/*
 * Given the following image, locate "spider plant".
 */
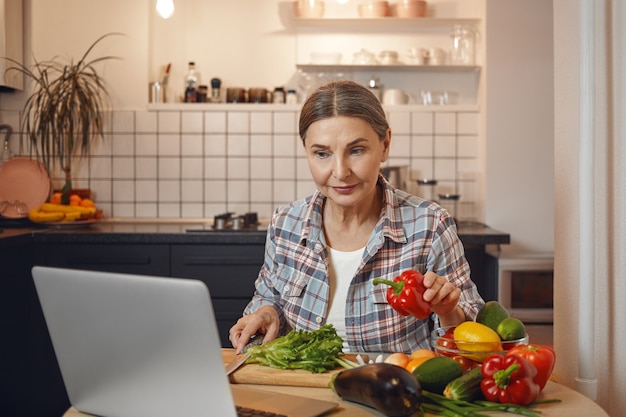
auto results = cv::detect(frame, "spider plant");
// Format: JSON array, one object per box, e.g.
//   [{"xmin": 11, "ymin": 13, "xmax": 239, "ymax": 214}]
[{"xmin": 4, "ymin": 33, "xmax": 122, "ymax": 202}]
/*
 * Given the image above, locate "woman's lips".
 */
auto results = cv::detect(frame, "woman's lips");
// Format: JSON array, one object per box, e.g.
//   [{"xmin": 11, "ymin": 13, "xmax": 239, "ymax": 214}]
[{"xmin": 331, "ymin": 184, "xmax": 358, "ymax": 194}]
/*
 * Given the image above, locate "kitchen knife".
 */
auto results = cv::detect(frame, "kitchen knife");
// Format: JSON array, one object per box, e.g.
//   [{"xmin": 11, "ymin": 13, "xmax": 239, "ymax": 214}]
[{"xmin": 225, "ymin": 353, "xmax": 250, "ymax": 375}]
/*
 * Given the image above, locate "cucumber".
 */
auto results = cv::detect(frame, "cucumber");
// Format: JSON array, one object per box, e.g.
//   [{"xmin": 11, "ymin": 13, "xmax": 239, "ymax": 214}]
[
  {"xmin": 443, "ymin": 366, "xmax": 484, "ymax": 401},
  {"xmin": 412, "ymin": 356, "xmax": 463, "ymax": 395}
]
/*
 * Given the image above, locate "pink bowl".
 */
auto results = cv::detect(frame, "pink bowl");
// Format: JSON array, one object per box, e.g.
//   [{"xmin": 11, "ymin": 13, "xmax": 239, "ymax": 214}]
[
  {"xmin": 391, "ymin": 0, "xmax": 426, "ymax": 18},
  {"xmin": 358, "ymin": 1, "xmax": 390, "ymax": 18},
  {"xmin": 294, "ymin": 0, "xmax": 325, "ymax": 18}
]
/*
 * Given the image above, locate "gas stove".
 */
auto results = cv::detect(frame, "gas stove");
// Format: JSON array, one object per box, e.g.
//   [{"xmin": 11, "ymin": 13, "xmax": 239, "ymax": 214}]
[{"xmin": 186, "ymin": 212, "xmax": 262, "ymax": 232}]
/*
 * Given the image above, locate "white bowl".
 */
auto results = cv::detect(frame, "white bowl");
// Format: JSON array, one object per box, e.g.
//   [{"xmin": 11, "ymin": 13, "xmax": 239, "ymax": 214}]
[
  {"xmin": 294, "ymin": 0, "xmax": 325, "ymax": 18},
  {"xmin": 358, "ymin": 1, "xmax": 390, "ymax": 18}
]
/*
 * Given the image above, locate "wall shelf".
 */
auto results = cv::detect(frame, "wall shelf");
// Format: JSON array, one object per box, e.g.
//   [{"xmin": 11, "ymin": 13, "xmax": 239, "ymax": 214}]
[
  {"xmin": 296, "ymin": 64, "xmax": 481, "ymax": 73},
  {"xmin": 288, "ymin": 17, "xmax": 480, "ymax": 30}
]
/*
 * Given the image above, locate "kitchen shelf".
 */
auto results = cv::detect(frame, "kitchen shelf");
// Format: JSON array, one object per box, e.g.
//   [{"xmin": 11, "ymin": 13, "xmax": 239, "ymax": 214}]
[
  {"xmin": 296, "ymin": 64, "xmax": 481, "ymax": 72},
  {"xmin": 288, "ymin": 17, "xmax": 480, "ymax": 30}
]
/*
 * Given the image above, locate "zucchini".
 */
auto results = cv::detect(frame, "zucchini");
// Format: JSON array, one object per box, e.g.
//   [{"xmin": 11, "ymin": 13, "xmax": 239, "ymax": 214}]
[
  {"xmin": 443, "ymin": 366, "xmax": 484, "ymax": 401},
  {"xmin": 330, "ymin": 363, "xmax": 422, "ymax": 417},
  {"xmin": 412, "ymin": 356, "xmax": 463, "ymax": 395}
]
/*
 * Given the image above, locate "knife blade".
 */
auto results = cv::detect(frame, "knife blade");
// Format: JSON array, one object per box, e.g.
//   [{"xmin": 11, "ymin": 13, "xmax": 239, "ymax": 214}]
[{"xmin": 225, "ymin": 353, "xmax": 250, "ymax": 375}]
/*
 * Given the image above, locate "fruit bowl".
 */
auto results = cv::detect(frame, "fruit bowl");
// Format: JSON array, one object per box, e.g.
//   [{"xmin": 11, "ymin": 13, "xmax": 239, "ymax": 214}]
[{"xmin": 431, "ymin": 326, "xmax": 529, "ymax": 364}]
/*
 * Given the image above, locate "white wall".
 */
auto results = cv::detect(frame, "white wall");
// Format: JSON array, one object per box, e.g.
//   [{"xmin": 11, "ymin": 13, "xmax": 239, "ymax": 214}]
[{"xmin": 484, "ymin": 0, "xmax": 555, "ymax": 257}]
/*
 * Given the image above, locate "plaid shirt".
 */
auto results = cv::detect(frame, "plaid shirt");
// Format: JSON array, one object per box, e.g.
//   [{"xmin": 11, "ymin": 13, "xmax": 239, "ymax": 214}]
[{"xmin": 244, "ymin": 176, "xmax": 484, "ymax": 353}]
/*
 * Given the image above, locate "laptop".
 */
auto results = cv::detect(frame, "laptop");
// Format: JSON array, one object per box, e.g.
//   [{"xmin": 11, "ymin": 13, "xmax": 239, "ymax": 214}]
[{"xmin": 31, "ymin": 266, "xmax": 338, "ymax": 417}]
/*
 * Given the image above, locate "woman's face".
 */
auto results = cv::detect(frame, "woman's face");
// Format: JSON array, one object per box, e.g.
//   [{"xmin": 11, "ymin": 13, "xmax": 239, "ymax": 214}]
[{"xmin": 304, "ymin": 116, "xmax": 391, "ymax": 209}]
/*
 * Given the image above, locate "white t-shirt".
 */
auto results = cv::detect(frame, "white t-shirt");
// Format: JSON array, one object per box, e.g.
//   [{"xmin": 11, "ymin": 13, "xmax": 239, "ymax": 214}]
[{"xmin": 326, "ymin": 246, "xmax": 365, "ymax": 351}]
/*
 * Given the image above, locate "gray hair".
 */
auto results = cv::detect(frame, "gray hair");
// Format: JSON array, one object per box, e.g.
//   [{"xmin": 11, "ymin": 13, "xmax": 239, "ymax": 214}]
[{"xmin": 298, "ymin": 80, "xmax": 389, "ymax": 144}]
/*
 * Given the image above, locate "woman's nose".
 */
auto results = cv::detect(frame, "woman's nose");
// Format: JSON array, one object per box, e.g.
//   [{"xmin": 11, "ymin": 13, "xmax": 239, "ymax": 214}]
[{"xmin": 332, "ymin": 157, "xmax": 351, "ymax": 180}]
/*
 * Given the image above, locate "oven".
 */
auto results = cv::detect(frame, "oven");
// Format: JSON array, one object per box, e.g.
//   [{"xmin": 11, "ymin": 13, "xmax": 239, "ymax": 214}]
[{"xmin": 497, "ymin": 256, "xmax": 554, "ymax": 323}]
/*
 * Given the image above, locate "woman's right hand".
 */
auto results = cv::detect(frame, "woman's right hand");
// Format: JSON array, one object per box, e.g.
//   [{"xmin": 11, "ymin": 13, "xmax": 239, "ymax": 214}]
[{"xmin": 229, "ymin": 305, "xmax": 281, "ymax": 354}]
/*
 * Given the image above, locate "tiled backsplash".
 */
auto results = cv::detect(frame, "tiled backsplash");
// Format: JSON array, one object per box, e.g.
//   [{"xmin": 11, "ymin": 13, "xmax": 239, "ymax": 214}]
[{"xmin": 3, "ymin": 106, "xmax": 480, "ymax": 220}]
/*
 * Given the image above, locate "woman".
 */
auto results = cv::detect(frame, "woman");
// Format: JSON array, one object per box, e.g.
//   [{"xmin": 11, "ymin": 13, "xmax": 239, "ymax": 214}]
[{"xmin": 230, "ymin": 80, "xmax": 484, "ymax": 353}]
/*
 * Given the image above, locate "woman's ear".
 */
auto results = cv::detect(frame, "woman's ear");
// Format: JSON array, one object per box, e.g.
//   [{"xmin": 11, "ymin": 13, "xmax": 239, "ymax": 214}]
[{"xmin": 381, "ymin": 128, "xmax": 392, "ymax": 162}]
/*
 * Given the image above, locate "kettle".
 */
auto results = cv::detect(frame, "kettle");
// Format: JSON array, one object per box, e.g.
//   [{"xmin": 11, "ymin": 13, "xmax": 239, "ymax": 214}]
[{"xmin": 380, "ymin": 165, "xmax": 408, "ymax": 190}]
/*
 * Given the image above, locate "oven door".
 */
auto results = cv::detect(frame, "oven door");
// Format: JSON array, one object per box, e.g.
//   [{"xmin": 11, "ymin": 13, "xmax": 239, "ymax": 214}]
[{"xmin": 497, "ymin": 257, "xmax": 554, "ymax": 323}]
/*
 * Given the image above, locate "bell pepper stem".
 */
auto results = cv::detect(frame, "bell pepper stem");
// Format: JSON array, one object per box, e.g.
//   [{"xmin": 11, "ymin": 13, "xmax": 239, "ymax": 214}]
[
  {"xmin": 372, "ymin": 278, "xmax": 405, "ymax": 295},
  {"xmin": 493, "ymin": 363, "xmax": 521, "ymax": 388}
]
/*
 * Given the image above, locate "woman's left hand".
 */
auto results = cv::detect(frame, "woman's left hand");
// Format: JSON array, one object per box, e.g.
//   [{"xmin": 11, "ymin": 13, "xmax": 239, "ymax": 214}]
[{"xmin": 422, "ymin": 271, "xmax": 464, "ymax": 325}]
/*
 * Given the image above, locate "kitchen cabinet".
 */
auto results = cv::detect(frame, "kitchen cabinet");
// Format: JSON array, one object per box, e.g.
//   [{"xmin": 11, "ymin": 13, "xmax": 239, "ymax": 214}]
[{"xmin": 171, "ymin": 244, "xmax": 265, "ymax": 347}]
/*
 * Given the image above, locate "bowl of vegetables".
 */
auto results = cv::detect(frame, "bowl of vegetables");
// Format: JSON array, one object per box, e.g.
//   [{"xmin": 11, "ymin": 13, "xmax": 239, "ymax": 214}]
[{"xmin": 431, "ymin": 322, "xmax": 529, "ymax": 367}]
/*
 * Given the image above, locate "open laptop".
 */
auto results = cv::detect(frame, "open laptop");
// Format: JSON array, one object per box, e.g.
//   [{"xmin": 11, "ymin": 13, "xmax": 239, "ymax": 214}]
[{"xmin": 31, "ymin": 266, "xmax": 338, "ymax": 417}]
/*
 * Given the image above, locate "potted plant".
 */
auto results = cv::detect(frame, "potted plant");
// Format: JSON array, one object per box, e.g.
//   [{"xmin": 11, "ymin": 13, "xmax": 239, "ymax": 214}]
[{"xmin": 5, "ymin": 33, "xmax": 121, "ymax": 203}]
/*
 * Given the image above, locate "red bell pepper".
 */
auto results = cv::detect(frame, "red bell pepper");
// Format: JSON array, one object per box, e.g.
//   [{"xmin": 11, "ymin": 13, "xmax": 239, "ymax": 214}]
[
  {"xmin": 480, "ymin": 353, "xmax": 540, "ymax": 406},
  {"xmin": 372, "ymin": 270, "xmax": 430, "ymax": 319},
  {"xmin": 507, "ymin": 344, "xmax": 556, "ymax": 391}
]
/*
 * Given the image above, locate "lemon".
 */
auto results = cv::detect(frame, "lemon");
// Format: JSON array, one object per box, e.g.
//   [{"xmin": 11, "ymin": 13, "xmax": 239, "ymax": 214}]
[
  {"xmin": 453, "ymin": 321, "xmax": 503, "ymax": 361},
  {"xmin": 496, "ymin": 317, "xmax": 527, "ymax": 341}
]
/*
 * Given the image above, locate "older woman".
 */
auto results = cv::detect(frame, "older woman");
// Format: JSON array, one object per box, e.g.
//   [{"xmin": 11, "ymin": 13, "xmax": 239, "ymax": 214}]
[{"xmin": 230, "ymin": 80, "xmax": 484, "ymax": 353}]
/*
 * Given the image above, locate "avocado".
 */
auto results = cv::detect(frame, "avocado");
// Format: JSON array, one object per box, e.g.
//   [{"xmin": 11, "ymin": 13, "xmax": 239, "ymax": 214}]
[{"xmin": 475, "ymin": 300, "xmax": 510, "ymax": 332}]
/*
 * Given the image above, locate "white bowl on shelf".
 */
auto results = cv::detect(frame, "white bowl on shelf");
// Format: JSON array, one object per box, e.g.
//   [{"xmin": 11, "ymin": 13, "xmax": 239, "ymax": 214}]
[
  {"xmin": 391, "ymin": 0, "xmax": 427, "ymax": 18},
  {"xmin": 358, "ymin": 1, "xmax": 390, "ymax": 18},
  {"xmin": 310, "ymin": 52, "xmax": 342, "ymax": 65}
]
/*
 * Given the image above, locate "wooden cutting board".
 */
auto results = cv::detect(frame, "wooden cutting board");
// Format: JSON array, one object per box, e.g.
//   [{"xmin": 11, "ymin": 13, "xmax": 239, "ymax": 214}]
[{"xmin": 222, "ymin": 349, "xmax": 367, "ymax": 388}]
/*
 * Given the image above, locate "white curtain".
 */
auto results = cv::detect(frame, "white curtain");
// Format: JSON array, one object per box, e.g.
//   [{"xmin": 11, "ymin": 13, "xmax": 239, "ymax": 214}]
[{"xmin": 553, "ymin": 0, "xmax": 626, "ymax": 415}]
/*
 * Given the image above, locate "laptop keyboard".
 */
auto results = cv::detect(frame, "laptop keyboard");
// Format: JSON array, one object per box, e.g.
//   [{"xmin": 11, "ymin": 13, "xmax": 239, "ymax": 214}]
[{"xmin": 236, "ymin": 405, "xmax": 287, "ymax": 417}]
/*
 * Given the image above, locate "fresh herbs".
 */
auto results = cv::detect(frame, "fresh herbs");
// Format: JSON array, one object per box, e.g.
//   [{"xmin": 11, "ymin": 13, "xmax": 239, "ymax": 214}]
[{"xmin": 245, "ymin": 324, "xmax": 344, "ymax": 373}]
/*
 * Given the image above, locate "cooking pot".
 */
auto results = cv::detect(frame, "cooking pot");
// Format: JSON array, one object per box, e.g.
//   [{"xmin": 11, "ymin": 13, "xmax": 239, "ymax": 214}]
[{"xmin": 380, "ymin": 165, "xmax": 408, "ymax": 190}]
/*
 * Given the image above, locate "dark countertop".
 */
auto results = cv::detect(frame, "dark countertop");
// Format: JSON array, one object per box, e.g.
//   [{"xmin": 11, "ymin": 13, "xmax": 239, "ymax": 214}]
[{"xmin": 0, "ymin": 219, "xmax": 509, "ymax": 246}]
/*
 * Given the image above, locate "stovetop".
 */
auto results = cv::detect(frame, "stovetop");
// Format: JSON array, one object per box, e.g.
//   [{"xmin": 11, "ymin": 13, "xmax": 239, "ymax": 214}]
[{"xmin": 185, "ymin": 212, "xmax": 263, "ymax": 233}]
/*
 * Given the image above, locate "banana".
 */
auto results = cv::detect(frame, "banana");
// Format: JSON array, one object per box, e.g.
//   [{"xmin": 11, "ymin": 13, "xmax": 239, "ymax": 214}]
[
  {"xmin": 29, "ymin": 209, "xmax": 65, "ymax": 223},
  {"xmin": 40, "ymin": 203, "xmax": 96, "ymax": 216}
]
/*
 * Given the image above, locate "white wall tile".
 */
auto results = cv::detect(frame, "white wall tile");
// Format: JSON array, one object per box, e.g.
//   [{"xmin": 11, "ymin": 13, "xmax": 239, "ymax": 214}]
[
  {"xmin": 136, "ymin": 157, "xmax": 157, "ymax": 179},
  {"xmin": 112, "ymin": 202, "xmax": 136, "ymax": 217},
  {"xmin": 412, "ymin": 112, "xmax": 434, "ymax": 134},
  {"xmin": 205, "ymin": 133, "xmax": 227, "ymax": 156},
  {"xmin": 136, "ymin": 134, "xmax": 158, "ymax": 155},
  {"xmin": 181, "ymin": 157, "xmax": 204, "ymax": 179},
  {"xmin": 273, "ymin": 134, "xmax": 297, "ymax": 157},
  {"xmin": 158, "ymin": 203, "xmax": 181, "ymax": 217},
  {"xmin": 250, "ymin": 180, "xmax": 272, "ymax": 202},
  {"xmin": 458, "ymin": 135, "xmax": 479, "ymax": 157},
  {"xmin": 158, "ymin": 157, "xmax": 181, "ymax": 179},
  {"xmin": 181, "ymin": 134, "xmax": 203, "ymax": 156},
  {"xmin": 251, "ymin": 158, "xmax": 273, "ymax": 179},
  {"xmin": 112, "ymin": 134, "xmax": 134, "ymax": 156},
  {"xmin": 458, "ymin": 112, "xmax": 479, "ymax": 135},
  {"xmin": 112, "ymin": 180, "xmax": 135, "ymax": 201},
  {"xmin": 434, "ymin": 136, "xmax": 456, "ymax": 157},
  {"xmin": 89, "ymin": 180, "xmax": 112, "ymax": 201},
  {"xmin": 388, "ymin": 111, "xmax": 411, "ymax": 135},
  {"xmin": 227, "ymin": 134, "xmax": 250, "ymax": 156},
  {"xmin": 112, "ymin": 111, "xmax": 134, "ymax": 133},
  {"xmin": 274, "ymin": 158, "xmax": 296, "ymax": 179},
  {"xmin": 250, "ymin": 112, "xmax": 273, "ymax": 133},
  {"xmin": 181, "ymin": 180, "xmax": 204, "ymax": 202},
  {"xmin": 112, "ymin": 157, "xmax": 135, "ymax": 179},
  {"xmin": 181, "ymin": 203, "xmax": 204, "ymax": 218},
  {"xmin": 273, "ymin": 181, "xmax": 296, "ymax": 202},
  {"xmin": 158, "ymin": 112, "xmax": 180, "ymax": 133},
  {"xmin": 434, "ymin": 159, "xmax": 456, "ymax": 181},
  {"xmin": 434, "ymin": 113, "xmax": 456, "ymax": 135},
  {"xmin": 181, "ymin": 112, "xmax": 203, "ymax": 133},
  {"xmin": 250, "ymin": 134, "xmax": 273, "ymax": 157},
  {"xmin": 205, "ymin": 180, "xmax": 227, "ymax": 202},
  {"xmin": 135, "ymin": 180, "xmax": 157, "ymax": 202},
  {"xmin": 296, "ymin": 179, "xmax": 316, "ymax": 200},
  {"xmin": 158, "ymin": 133, "xmax": 181, "ymax": 156},
  {"xmin": 205, "ymin": 157, "xmax": 226, "ymax": 179},
  {"xmin": 296, "ymin": 157, "xmax": 310, "ymax": 180},
  {"xmin": 205, "ymin": 112, "xmax": 227, "ymax": 133},
  {"xmin": 273, "ymin": 112, "xmax": 297, "ymax": 134},
  {"xmin": 412, "ymin": 136, "xmax": 434, "ymax": 157},
  {"xmin": 89, "ymin": 157, "xmax": 112, "ymax": 180},
  {"xmin": 227, "ymin": 180, "xmax": 250, "ymax": 201},
  {"xmin": 227, "ymin": 112, "xmax": 249, "ymax": 133},
  {"xmin": 389, "ymin": 134, "xmax": 410, "ymax": 158},
  {"xmin": 135, "ymin": 203, "xmax": 157, "ymax": 217},
  {"xmin": 158, "ymin": 180, "xmax": 181, "ymax": 201},
  {"xmin": 227, "ymin": 157, "xmax": 250, "ymax": 179},
  {"xmin": 135, "ymin": 111, "xmax": 157, "ymax": 133}
]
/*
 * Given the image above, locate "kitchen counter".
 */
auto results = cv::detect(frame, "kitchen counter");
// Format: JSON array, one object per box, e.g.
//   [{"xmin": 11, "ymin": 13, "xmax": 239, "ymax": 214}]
[{"xmin": 0, "ymin": 219, "xmax": 509, "ymax": 246}]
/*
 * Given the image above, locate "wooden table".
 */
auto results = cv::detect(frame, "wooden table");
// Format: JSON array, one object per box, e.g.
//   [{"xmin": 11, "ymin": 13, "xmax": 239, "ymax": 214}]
[{"xmin": 63, "ymin": 350, "xmax": 609, "ymax": 417}]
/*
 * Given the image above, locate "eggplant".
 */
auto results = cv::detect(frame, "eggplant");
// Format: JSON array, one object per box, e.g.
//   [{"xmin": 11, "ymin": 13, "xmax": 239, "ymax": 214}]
[{"xmin": 330, "ymin": 363, "xmax": 422, "ymax": 417}]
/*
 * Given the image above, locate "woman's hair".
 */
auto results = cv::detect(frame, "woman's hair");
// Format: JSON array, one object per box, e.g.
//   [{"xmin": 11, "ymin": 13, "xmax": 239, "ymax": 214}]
[{"xmin": 298, "ymin": 80, "xmax": 389, "ymax": 144}]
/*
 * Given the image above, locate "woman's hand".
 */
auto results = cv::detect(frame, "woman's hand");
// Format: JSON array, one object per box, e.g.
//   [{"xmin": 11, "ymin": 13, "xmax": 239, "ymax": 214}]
[
  {"xmin": 229, "ymin": 305, "xmax": 281, "ymax": 353},
  {"xmin": 422, "ymin": 271, "xmax": 465, "ymax": 326}
]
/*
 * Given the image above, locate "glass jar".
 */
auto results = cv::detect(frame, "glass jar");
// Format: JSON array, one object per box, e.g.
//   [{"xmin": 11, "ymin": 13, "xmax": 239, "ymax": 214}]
[{"xmin": 450, "ymin": 26, "xmax": 476, "ymax": 65}]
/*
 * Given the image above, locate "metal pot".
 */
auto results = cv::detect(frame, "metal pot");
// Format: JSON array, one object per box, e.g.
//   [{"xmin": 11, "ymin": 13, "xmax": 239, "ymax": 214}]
[{"xmin": 381, "ymin": 165, "xmax": 408, "ymax": 190}]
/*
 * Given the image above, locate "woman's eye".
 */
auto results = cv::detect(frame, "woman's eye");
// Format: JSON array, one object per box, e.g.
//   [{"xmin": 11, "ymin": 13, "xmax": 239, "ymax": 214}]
[
  {"xmin": 314, "ymin": 150, "xmax": 329, "ymax": 159},
  {"xmin": 351, "ymin": 147, "xmax": 365, "ymax": 155}
]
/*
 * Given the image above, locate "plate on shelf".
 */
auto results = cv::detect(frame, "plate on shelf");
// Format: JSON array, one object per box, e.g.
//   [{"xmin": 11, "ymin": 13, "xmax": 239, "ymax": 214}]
[
  {"xmin": 39, "ymin": 219, "xmax": 100, "ymax": 229},
  {"xmin": 0, "ymin": 158, "xmax": 51, "ymax": 218}
]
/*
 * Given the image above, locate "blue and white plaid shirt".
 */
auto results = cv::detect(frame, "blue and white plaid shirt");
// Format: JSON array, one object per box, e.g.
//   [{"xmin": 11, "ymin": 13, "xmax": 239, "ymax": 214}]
[{"xmin": 244, "ymin": 176, "xmax": 484, "ymax": 353}]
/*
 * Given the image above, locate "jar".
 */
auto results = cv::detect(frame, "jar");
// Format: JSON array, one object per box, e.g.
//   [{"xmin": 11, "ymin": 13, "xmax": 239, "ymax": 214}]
[
  {"xmin": 450, "ymin": 25, "xmax": 476, "ymax": 65},
  {"xmin": 416, "ymin": 179, "xmax": 437, "ymax": 201},
  {"xmin": 273, "ymin": 87, "xmax": 286, "ymax": 104},
  {"xmin": 438, "ymin": 193, "xmax": 460, "ymax": 220},
  {"xmin": 286, "ymin": 89, "xmax": 298, "ymax": 104}
]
